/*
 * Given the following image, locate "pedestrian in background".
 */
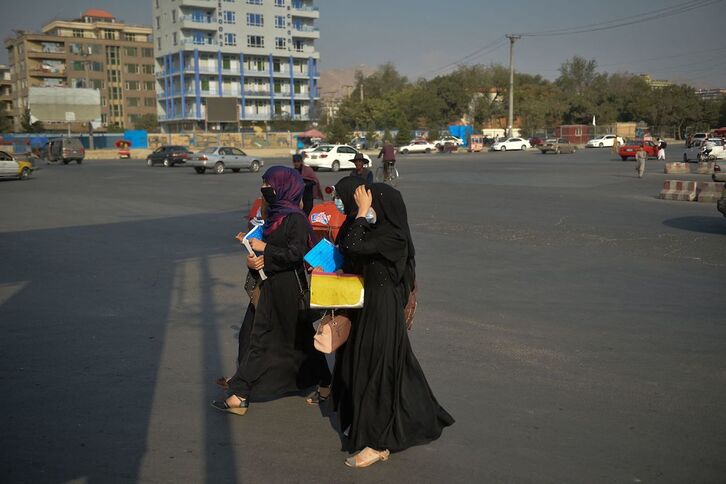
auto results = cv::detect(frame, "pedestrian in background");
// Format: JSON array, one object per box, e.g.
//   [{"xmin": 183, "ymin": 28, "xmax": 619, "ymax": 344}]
[
  {"xmin": 292, "ymin": 154, "xmax": 324, "ymax": 216},
  {"xmin": 212, "ymin": 166, "xmax": 330, "ymax": 416},
  {"xmin": 333, "ymin": 183, "xmax": 454, "ymax": 468},
  {"xmin": 657, "ymin": 139, "xmax": 667, "ymax": 160},
  {"xmin": 636, "ymin": 145, "xmax": 647, "ymax": 178},
  {"xmin": 349, "ymin": 152, "xmax": 373, "ymax": 183}
]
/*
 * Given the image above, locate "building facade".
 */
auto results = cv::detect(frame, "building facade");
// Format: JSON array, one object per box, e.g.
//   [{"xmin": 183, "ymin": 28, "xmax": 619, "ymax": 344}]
[
  {"xmin": 695, "ymin": 88, "xmax": 726, "ymax": 102},
  {"xmin": 152, "ymin": 0, "xmax": 320, "ymax": 132},
  {"xmin": 0, "ymin": 65, "xmax": 12, "ymax": 130},
  {"xmin": 4, "ymin": 9, "xmax": 156, "ymax": 131}
]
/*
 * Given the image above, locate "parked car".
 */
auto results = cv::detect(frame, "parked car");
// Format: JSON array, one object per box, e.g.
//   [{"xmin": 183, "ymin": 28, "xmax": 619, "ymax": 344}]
[
  {"xmin": 146, "ymin": 145, "xmax": 192, "ymax": 167},
  {"xmin": 398, "ymin": 140, "xmax": 437, "ymax": 154},
  {"xmin": 683, "ymin": 138, "xmax": 706, "ymax": 162},
  {"xmin": 539, "ymin": 138, "xmax": 577, "ymax": 154},
  {"xmin": 348, "ymin": 137, "xmax": 369, "ymax": 150},
  {"xmin": 303, "ymin": 144, "xmax": 371, "ymax": 172},
  {"xmin": 187, "ymin": 146, "xmax": 263, "ymax": 174},
  {"xmin": 433, "ymin": 135, "xmax": 464, "ymax": 148},
  {"xmin": 490, "ymin": 137, "xmax": 531, "ymax": 151},
  {"xmin": 585, "ymin": 135, "xmax": 624, "ymax": 148},
  {"xmin": 529, "ymin": 137, "xmax": 544, "ymax": 147},
  {"xmin": 618, "ymin": 140, "xmax": 659, "ymax": 160},
  {"xmin": 688, "ymin": 132, "xmax": 708, "ymax": 147},
  {"xmin": 44, "ymin": 137, "xmax": 85, "ymax": 164},
  {"xmin": 0, "ymin": 150, "xmax": 33, "ymax": 180}
]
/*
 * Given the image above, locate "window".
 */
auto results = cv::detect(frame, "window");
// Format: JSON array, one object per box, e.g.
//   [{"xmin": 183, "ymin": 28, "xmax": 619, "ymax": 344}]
[
  {"xmin": 144, "ymin": 81, "xmax": 154, "ymax": 90},
  {"xmin": 142, "ymin": 64, "xmax": 154, "ymax": 74},
  {"xmin": 275, "ymin": 15, "xmax": 285, "ymax": 28},
  {"xmin": 155, "ymin": 16, "xmax": 160, "ymax": 28},
  {"xmin": 172, "ymin": 10, "xmax": 177, "ymax": 23},
  {"xmin": 155, "ymin": 0, "xmax": 159, "ymax": 8},
  {"xmin": 124, "ymin": 33, "xmax": 136, "ymax": 41},
  {"xmin": 201, "ymin": 78, "xmax": 210, "ymax": 91},
  {"xmin": 157, "ymin": 38, "xmax": 161, "ymax": 50},
  {"xmin": 293, "ymin": 40, "xmax": 303, "ymax": 52},
  {"xmin": 224, "ymin": 33, "xmax": 237, "ymax": 46},
  {"xmin": 273, "ymin": 58, "xmax": 281, "ymax": 72},
  {"xmin": 247, "ymin": 57, "xmax": 265, "ymax": 71},
  {"xmin": 107, "ymin": 70, "xmax": 119, "ymax": 82},
  {"xmin": 103, "ymin": 29, "xmax": 116, "ymax": 40},
  {"xmin": 72, "ymin": 61, "xmax": 84, "ymax": 71},
  {"xmin": 294, "ymin": 82, "xmax": 301, "ymax": 94},
  {"xmin": 193, "ymin": 32, "xmax": 205, "ymax": 45},
  {"xmin": 247, "ymin": 35, "xmax": 264, "ymax": 48},
  {"xmin": 142, "ymin": 47, "xmax": 154, "ymax": 57},
  {"xmin": 144, "ymin": 97, "xmax": 156, "ymax": 107},
  {"xmin": 173, "ymin": 32, "xmax": 178, "ymax": 45},
  {"xmin": 109, "ymin": 87, "xmax": 122, "ymax": 99},
  {"xmin": 275, "ymin": 37, "xmax": 286, "ymax": 50},
  {"xmin": 222, "ymin": 57, "xmax": 231, "ymax": 69},
  {"xmin": 124, "ymin": 47, "xmax": 138, "ymax": 56},
  {"xmin": 246, "ymin": 13, "xmax": 263, "ymax": 26},
  {"xmin": 127, "ymin": 97, "xmax": 140, "ymax": 107},
  {"xmin": 89, "ymin": 62, "xmax": 103, "ymax": 71},
  {"xmin": 92, "ymin": 79, "xmax": 104, "ymax": 89},
  {"xmin": 126, "ymin": 64, "xmax": 139, "ymax": 74},
  {"xmin": 275, "ymin": 0, "xmax": 285, "ymax": 6},
  {"xmin": 69, "ymin": 43, "xmax": 82, "ymax": 54},
  {"xmin": 247, "ymin": 0, "xmax": 262, "ymax": 4},
  {"xmin": 125, "ymin": 81, "xmax": 140, "ymax": 90},
  {"xmin": 223, "ymin": 11, "xmax": 236, "ymax": 24},
  {"xmin": 73, "ymin": 29, "xmax": 84, "ymax": 38}
]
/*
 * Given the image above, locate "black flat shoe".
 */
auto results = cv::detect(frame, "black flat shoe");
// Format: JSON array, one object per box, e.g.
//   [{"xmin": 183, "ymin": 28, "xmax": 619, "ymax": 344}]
[{"xmin": 211, "ymin": 396, "xmax": 248, "ymax": 416}]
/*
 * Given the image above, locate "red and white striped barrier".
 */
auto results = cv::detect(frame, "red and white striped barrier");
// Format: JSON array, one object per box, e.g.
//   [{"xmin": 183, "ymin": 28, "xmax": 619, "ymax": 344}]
[
  {"xmin": 659, "ymin": 180, "xmax": 698, "ymax": 201},
  {"xmin": 696, "ymin": 162, "xmax": 716, "ymax": 175},
  {"xmin": 664, "ymin": 162, "xmax": 690, "ymax": 174},
  {"xmin": 696, "ymin": 182, "xmax": 725, "ymax": 203}
]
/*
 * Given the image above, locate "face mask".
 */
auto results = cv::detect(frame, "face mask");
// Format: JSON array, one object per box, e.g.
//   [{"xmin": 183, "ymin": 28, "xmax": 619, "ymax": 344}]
[
  {"xmin": 261, "ymin": 186, "xmax": 277, "ymax": 204},
  {"xmin": 365, "ymin": 207, "xmax": 377, "ymax": 224},
  {"xmin": 334, "ymin": 198, "xmax": 345, "ymax": 214}
]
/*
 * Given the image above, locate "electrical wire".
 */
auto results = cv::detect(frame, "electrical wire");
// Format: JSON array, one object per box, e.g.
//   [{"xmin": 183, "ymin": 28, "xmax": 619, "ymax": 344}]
[
  {"xmin": 418, "ymin": 36, "xmax": 507, "ymax": 78},
  {"xmin": 517, "ymin": 0, "xmax": 724, "ymax": 37}
]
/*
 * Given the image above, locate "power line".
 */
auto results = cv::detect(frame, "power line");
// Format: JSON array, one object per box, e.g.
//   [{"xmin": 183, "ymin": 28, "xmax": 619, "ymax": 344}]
[
  {"xmin": 517, "ymin": 0, "xmax": 723, "ymax": 37},
  {"xmin": 418, "ymin": 36, "xmax": 507, "ymax": 78}
]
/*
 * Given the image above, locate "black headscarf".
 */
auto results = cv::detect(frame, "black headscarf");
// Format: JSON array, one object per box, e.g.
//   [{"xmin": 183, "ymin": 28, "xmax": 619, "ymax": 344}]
[
  {"xmin": 334, "ymin": 176, "xmax": 365, "ymax": 217},
  {"xmin": 367, "ymin": 183, "xmax": 416, "ymax": 291}
]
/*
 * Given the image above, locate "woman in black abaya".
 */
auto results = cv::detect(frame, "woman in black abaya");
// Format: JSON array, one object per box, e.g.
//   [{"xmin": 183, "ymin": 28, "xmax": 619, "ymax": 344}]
[
  {"xmin": 333, "ymin": 182, "xmax": 454, "ymax": 468},
  {"xmin": 212, "ymin": 166, "xmax": 330, "ymax": 415}
]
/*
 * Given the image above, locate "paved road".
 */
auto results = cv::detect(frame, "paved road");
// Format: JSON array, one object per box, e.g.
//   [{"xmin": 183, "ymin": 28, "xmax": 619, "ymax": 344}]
[{"xmin": 1, "ymin": 147, "xmax": 724, "ymax": 483}]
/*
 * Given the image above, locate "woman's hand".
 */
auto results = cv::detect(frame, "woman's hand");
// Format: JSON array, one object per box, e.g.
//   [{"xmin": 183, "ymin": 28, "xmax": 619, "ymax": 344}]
[
  {"xmin": 354, "ymin": 185, "xmax": 372, "ymax": 219},
  {"xmin": 250, "ymin": 238, "xmax": 267, "ymax": 252},
  {"xmin": 247, "ymin": 254, "xmax": 265, "ymax": 271}
]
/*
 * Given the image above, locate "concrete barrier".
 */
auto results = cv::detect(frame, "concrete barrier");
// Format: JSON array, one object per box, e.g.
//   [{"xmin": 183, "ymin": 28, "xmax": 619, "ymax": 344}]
[
  {"xmin": 664, "ymin": 162, "xmax": 690, "ymax": 174},
  {"xmin": 659, "ymin": 180, "xmax": 698, "ymax": 201},
  {"xmin": 696, "ymin": 162, "xmax": 716, "ymax": 174},
  {"xmin": 696, "ymin": 182, "xmax": 725, "ymax": 203}
]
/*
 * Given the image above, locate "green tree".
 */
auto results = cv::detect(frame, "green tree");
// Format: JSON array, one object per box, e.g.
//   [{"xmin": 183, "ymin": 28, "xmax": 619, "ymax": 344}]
[
  {"xmin": 20, "ymin": 109, "xmax": 44, "ymax": 133},
  {"xmin": 133, "ymin": 113, "xmax": 159, "ymax": 132},
  {"xmin": 0, "ymin": 116, "xmax": 13, "ymax": 133},
  {"xmin": 395, "ymin": 117, "xmax": 411, "ymax": 146},
  {"xmin": 324, "ymin": 118, "xmax": 351, "ymax": 144}
]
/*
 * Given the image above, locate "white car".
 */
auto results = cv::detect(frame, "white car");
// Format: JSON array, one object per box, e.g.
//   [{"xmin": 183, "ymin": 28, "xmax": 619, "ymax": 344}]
[
  {"xmin": 303, "ymin": 144, "xmax": 371, "ymax": 172},
  {"xmin": 585, "ymin": 135, "xmax": 624, "ymax": 148},
  {"xmin": 433, "ymin": 135, "xmax": 464, "ymax": 148},
  {"xmin": 490, "ymin": 137, "xmax": 531, "ymax": 151},
  {"xmin": 398, "ymin": 140, "xmax": 437, "ymax": 154},
  {"xmin": 300, "ymin": 142, "xmax": 325, "ymax": 155}
]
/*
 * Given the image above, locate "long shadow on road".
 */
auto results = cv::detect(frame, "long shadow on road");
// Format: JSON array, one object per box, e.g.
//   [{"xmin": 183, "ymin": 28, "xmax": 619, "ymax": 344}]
[{"xmin": 0, "ymin": 210, "xmax": 245, "ymax": 483}]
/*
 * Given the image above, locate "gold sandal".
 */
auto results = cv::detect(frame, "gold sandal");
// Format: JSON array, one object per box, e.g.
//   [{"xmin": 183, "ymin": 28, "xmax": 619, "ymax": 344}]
[
  {"xmin": 344, "ymin": 447, "xmax": 390, "ymax": 468},
  {"xmin": 211, "ymin": 395, "xmax": 248, "ymax": 416}
]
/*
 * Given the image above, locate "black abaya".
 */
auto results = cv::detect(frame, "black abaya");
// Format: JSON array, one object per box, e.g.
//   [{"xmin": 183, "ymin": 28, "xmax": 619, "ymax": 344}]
[
  {"xmin": 333, "ymin": 217, "xmax": 454, "ymax": 453},
  {"xmin": 228, "ymin": 213, "xmax": 330, "ymax": 399}
]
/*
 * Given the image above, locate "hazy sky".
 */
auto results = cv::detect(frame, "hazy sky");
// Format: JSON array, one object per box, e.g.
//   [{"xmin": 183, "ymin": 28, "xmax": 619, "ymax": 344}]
[{"xmin": 1, "ymin": 0, "xmax": 725, "ymax": 88}]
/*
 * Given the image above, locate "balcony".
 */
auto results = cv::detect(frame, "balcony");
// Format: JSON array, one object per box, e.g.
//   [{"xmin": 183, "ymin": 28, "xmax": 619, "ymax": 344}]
[
  {"xmin": 29, "ymin": 69, "xmax": 66, "ymax": 77},
  {"xmin": 27, "ymin": 49, "xmax": 66, "ymax": 59},
  {"xmin": 178, "ymin": 0, "xmax": 216, "ymax": 7},
  {"xmin": 291, "ymin": 4, "xmax": 320, "ymax": 18},
  {"xmin": 181, "ymin": 38, "xmax": 218, "ymax": 47},
  {"xmin": 291, "ymin": 25, "xmax": 320, "ymax": 39},
  {"xmin": 242, "ymin": 113, "xmax": 273, "ymax": 121},
  {"xmin": 244, "ymin": 90, "xmax": 271, "ymax": 97},
  {"xmin": 180, "ymin": 15, "xmax": 217, "ymax": 31}
]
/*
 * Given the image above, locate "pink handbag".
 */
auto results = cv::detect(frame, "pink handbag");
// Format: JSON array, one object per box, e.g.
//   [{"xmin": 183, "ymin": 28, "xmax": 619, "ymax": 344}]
[{"xmin": 314, "ymin": 310, "xmax": 351, "ymax": 354}]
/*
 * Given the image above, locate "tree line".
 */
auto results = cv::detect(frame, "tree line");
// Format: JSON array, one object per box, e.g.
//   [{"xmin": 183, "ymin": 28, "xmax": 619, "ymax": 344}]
[{"xmin": 323, "ymin": 56, "xmax": 726, "ymax": 143}]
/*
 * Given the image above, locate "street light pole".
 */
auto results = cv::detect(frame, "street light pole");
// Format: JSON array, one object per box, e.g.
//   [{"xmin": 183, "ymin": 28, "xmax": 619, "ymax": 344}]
[{"xmin": 506, "ymin": 34, "xmax": 520, "ymax": 138}]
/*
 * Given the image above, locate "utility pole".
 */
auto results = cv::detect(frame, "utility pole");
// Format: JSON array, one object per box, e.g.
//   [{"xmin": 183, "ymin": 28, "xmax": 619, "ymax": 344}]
[
  {"xmin": 360, "ymin": 83, "xmax": 364, "ymax": 103},
  {"xmin": 506, "ymin": 34, "xmax": 520, "ymax": 138}
]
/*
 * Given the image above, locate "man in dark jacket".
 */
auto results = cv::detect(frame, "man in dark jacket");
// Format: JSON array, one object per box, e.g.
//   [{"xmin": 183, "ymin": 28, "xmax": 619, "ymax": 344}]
[
  {"xmin": 377, "ymin": 141, "xmax": 396, "ymax": 181},
  {"xmin": 350, "ymin": 152, "xmax": 373, "ymax": 183}
]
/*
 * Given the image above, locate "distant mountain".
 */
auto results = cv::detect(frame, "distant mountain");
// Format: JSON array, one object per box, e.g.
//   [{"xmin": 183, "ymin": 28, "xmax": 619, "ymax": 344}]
[{"xmin": 318, "ymin": 65, "xmax": 376, "ymax": 100}]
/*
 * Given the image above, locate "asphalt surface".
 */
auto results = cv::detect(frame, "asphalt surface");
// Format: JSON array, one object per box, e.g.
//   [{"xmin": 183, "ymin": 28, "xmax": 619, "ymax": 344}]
[{"xmin": 1, "ymin": 146, "xmax": 724, "ymax": 483}]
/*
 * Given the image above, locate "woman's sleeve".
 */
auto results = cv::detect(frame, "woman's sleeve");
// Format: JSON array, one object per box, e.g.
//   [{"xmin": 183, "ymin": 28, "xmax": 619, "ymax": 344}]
[
  {"xmin": 263, "ymin": 214, "xmax": 308, "ymax": 272},
  {"xmin": 340, "ymin": 218, "xmax": 406, "ymax": 257}
]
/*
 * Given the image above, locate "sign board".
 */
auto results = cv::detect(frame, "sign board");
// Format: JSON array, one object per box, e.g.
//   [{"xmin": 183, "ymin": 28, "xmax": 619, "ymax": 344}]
[
  {"xmin": 29, "ymin": 87, "xmax": 101, "ymax": 123},
  {"xmin": 206, "ymin": 97, "xmax": 239, "ymax": 123}
]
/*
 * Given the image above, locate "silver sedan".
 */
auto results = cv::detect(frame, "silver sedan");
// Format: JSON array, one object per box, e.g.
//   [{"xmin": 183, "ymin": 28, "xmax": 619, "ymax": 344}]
[{"xmin": 187, "ymin": 146, "xmax": 264, "ymax": 174}]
